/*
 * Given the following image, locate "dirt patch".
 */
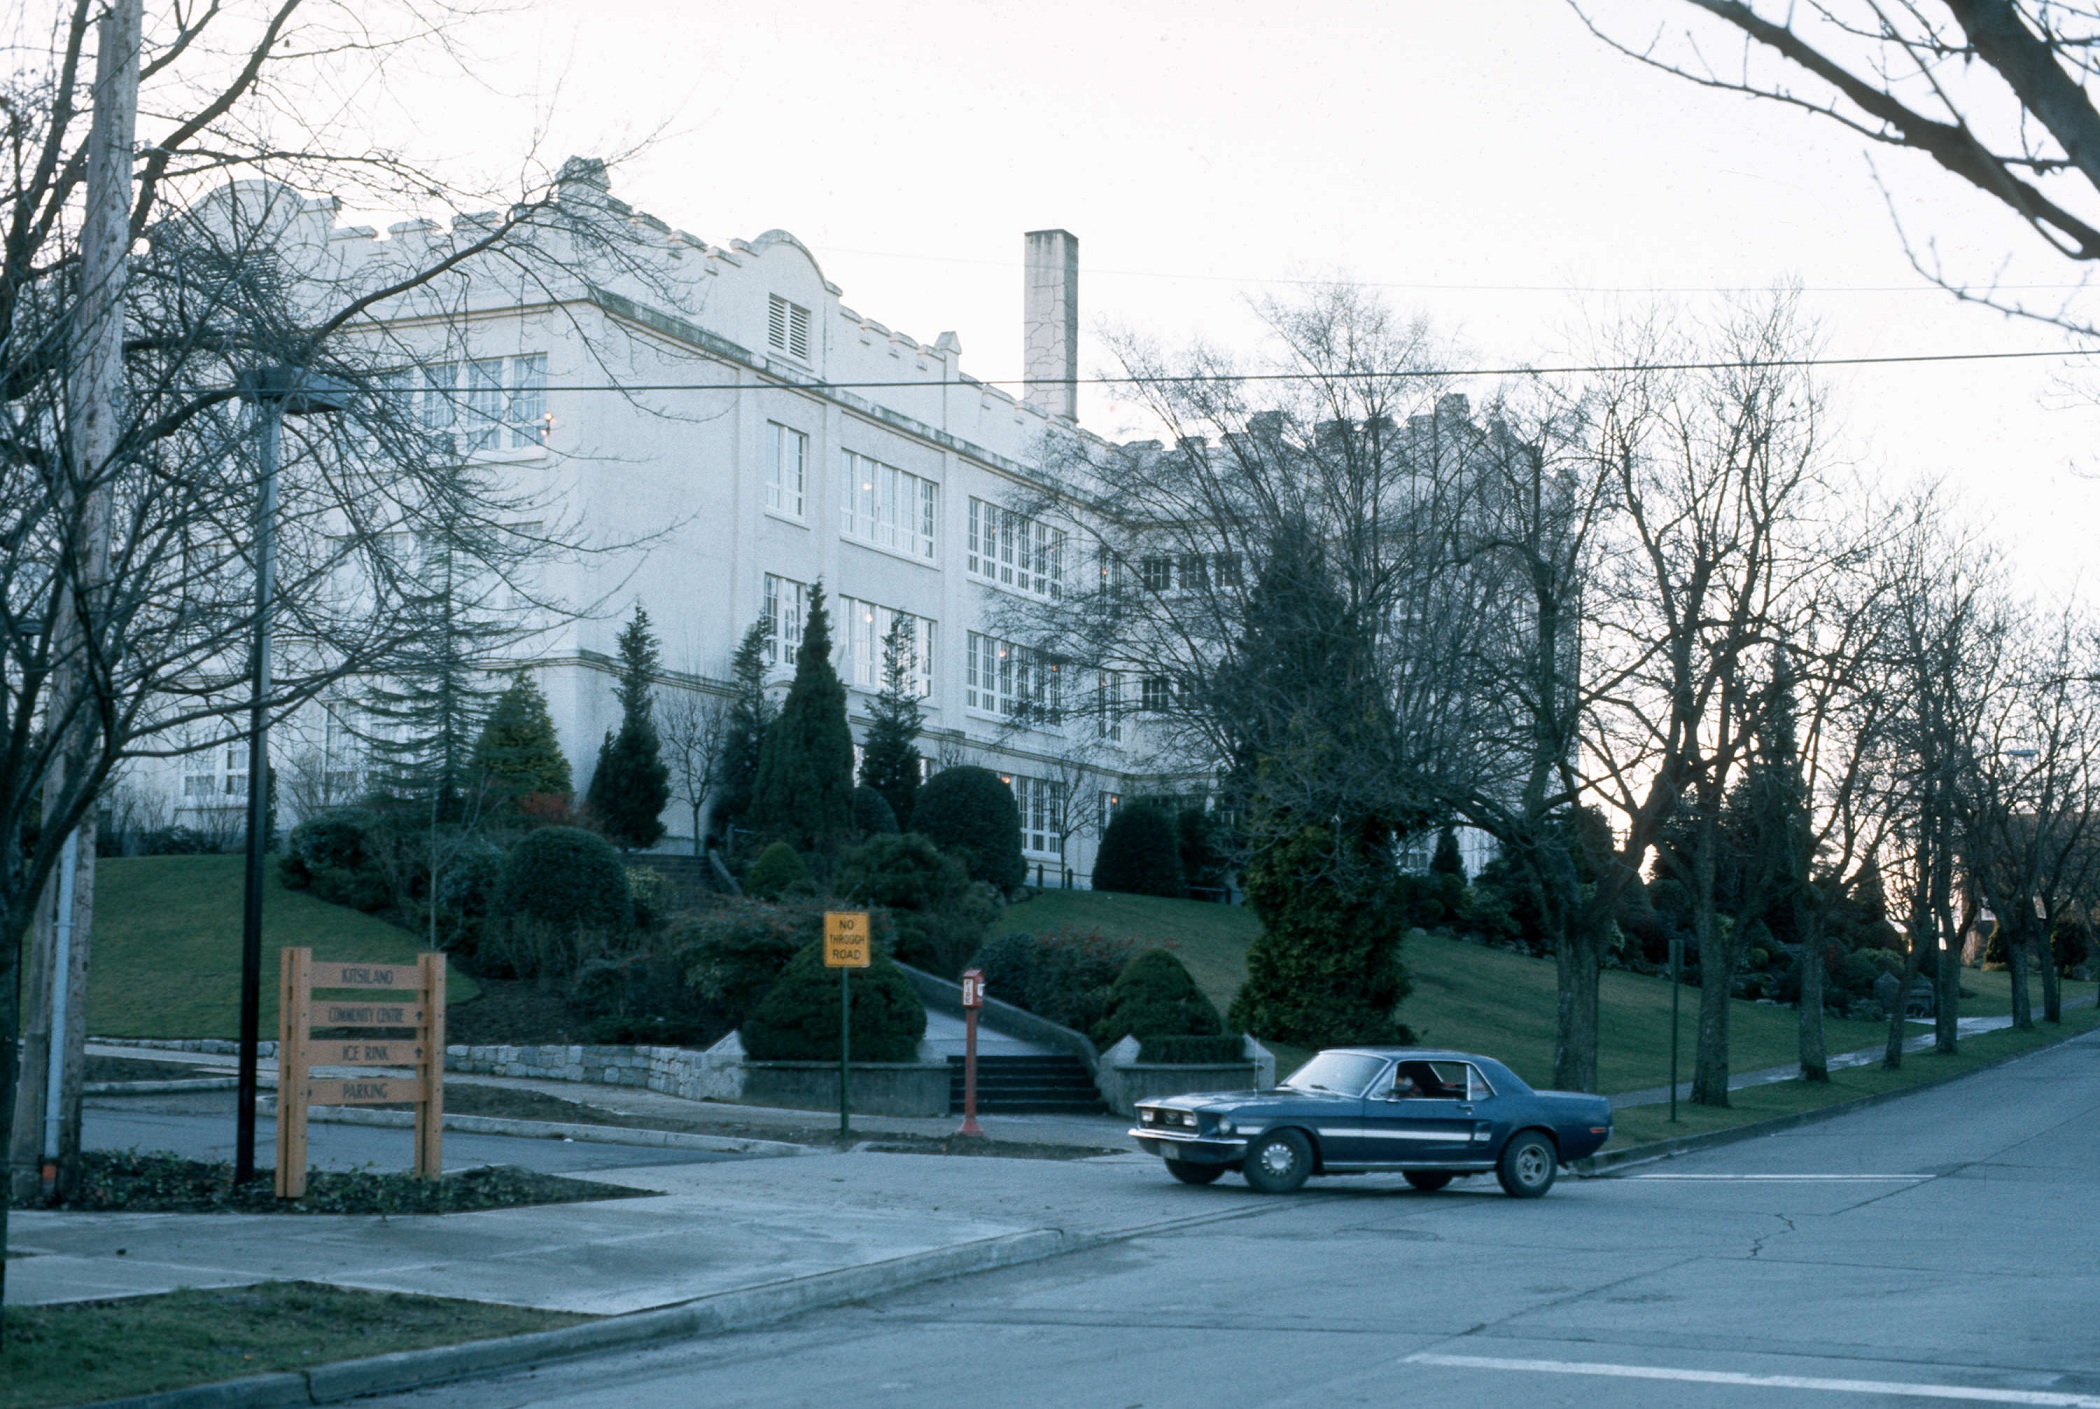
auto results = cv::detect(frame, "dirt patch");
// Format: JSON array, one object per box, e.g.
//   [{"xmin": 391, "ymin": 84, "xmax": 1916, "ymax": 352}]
[
  {"xmin": 18, "ymin": 1150, "xmax": 657, "ymax": 1214},
  {"xmin": 85, "ymin": 1056, "xmax": 223, "ymax": 1084},
  {"xmin": 438, "ymin": 977, "xmax": 588, "ymax": 1045}
]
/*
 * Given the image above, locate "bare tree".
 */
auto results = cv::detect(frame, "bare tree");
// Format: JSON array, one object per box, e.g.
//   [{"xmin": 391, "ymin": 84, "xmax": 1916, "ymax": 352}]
[
  {"xmin": 660, "ymin": 674, "xmax": 731, "ymax": 857},
  {"xmin": 1576, "ymin": 1, "xmax": 2100, "ymax": 333}
]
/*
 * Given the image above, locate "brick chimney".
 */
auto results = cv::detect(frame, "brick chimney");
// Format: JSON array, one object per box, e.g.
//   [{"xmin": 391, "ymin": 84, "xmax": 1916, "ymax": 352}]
[{"xmin": 1023, "ymin": 229, "xmax": 1079, "ymax": 421}]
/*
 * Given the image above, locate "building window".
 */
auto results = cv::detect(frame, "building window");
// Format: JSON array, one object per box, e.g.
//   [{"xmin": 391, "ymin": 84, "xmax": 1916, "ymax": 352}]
[
  {"xmin": 1095, "ymin": 672, "xmax": 1124, "ymax": 742},
  {"xmin": 767, "ymin": 422, "xmax": 807, "ymax": 518},
  {"xmin": 840, "ymin": 450, "xmax": 937, "ymax": 561},
  {"xmin": 967, "ymin": 498, "xmax": 1064, "ymax": 599},
  {"xmin": 966, "ymin": 632, "xmax": 1060, "ymax": 722},
  {"xmin": 1211, "ymin": 551, "xmax": 1242, "ymax": 588},
  {"xmin": 181, "ymin": 738, "xmax": 250, "ymax": 804},
  {"xmin": 762, "ymin": 573, "xmax": 807, "ymax": 669},
  {"xmin": 1005, "ymin": 774, "xmax": 1064, "ymax": 858},
  {"xmin": 411, "ymin": 354, "xmax": 548, "ymax": 452},
  {"xmin": 1097, "ymin": 789, "xmax": 1122, "ymax": 833},
  {"xmin": 768, "ymin": 293, "xmax": 812, "ymax": 361},
  {"xmin": 1142, "ymin": 675, "xmax": 1174, "ymax": 713},
  {"xmin": 1140, "ymin": 555, "xmax": 1175, "ymax": 593},
  {"xmin": 840, "ymin": 597, "xmax": 936, "ymax": 697}
]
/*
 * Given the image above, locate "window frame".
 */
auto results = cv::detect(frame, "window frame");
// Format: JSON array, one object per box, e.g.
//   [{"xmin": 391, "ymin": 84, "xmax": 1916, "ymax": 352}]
[{"xmin": 766, "ymin": 422, "xmax": 809, "ymax": 520}]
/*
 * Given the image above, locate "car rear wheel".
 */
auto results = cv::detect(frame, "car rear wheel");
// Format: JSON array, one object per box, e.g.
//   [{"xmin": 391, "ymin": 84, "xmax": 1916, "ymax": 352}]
[
  {"xmin": 1403, "ymin": 1171, "xmax": 1453, "ymax": 1192},
  {"xmin": 1166, "ymin": 1159, "xmax": 1226, "ymax": 1185},
  {"xmin": 1242, "ymin": 1129, "xmax": 1313, "ymax": 1194},
  {"xmin": 1496, "ymin": 1130, "xmax": 1557, "ymax": 1198}
]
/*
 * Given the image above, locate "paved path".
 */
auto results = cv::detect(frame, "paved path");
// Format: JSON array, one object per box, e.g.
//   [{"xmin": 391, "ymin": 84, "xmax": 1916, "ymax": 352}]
[{"xmin": 354, "ymin": 1024, "xmax": 2100, "ymax": 1409}]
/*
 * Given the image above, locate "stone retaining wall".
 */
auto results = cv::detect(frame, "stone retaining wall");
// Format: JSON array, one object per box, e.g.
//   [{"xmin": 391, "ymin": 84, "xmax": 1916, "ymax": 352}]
[
  {"xmin": 443, "ymin": 1038, "xmax": 745, "ymax": 1103},
  {"xmin": 739, "ymin": 1060, "xmax": 953, "ymax": 1117}
]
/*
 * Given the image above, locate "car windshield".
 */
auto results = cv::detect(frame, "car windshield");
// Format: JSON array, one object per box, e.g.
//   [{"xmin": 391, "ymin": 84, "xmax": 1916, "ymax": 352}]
[{"xmin": 1280, "ymin": 1052, "xmax": 1387, "ymax": 1096}]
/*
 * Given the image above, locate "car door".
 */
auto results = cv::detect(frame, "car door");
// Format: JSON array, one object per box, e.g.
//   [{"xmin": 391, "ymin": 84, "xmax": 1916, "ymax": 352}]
[{"xmin": 1358, "ymin": 1060, "xmax": 1482, "ymax": 1165}]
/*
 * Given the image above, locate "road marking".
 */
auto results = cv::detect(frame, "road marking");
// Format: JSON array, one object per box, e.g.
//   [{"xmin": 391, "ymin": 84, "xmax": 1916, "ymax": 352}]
[
  {"xmin": 1404, "ymin": 1353, "xmax": 2100, "ymax": 1406},
  {"xmin": 1628, "ymin": 1173, "xmax": 1931, "ymax": 1181}
]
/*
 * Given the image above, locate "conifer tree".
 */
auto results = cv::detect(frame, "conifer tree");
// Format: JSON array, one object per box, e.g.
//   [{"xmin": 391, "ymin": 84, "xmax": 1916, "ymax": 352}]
[
  {"xmin": 712, "ymin": 614, "xmax": 775, "ymax": 832},
  {"xmin": 472, "ymin": 672, "xmax": 572, "ymax": 808},
  {"xmin": 859, "ymin": 614, "xmax": 925, "ymax": 828},
  {"xmin": 586, "ymin": 603, "xmax": 671, "ymax": 850},
  {"xmin": 361, "ymin": 533, "xmax": 502, "ymax": 823},
  {"xmin": 751, "ymin": 582, "xmax": 855, "ymax": 851}
]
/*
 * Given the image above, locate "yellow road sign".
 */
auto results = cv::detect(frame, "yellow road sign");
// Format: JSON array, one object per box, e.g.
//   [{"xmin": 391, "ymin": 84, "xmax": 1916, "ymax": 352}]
[{"xmin": 824, "ymin": 910, "xmax": 871, "ymax": 968}]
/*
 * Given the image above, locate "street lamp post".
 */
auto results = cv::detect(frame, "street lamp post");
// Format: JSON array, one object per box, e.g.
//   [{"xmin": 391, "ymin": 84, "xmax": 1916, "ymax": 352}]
[{"xmin": 233, "ymin": 366, "xmax": 345, "ymax": 1186}]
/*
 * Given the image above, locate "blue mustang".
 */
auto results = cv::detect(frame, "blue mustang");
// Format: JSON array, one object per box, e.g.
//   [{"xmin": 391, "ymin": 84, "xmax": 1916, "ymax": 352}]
[{"xmin": 1129, "ymin": 1048, "xmax": 1613, "ymax": 1197}]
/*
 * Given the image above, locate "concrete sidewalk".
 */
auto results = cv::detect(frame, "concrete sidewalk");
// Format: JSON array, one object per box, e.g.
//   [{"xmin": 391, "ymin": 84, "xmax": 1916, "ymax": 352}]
[{"xmin": 7, "ymin": 1141, "xmax": 1253, "ymax": 1315}]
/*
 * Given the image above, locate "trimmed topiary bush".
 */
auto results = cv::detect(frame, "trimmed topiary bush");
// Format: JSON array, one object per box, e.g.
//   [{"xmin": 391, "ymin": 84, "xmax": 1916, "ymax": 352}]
[
  {"xmin": 911, "ymin": 766, "xmax": 1025, "ymax": 893},
  {"xmin": 1093, "ymin": 948, "xmax": 1223, "ymax": 1048},
  {"xmin": 741, "ymin": 939, "xmax": 927, "ymax": 1062},
  {"xmin": 496, "ymin": 826, "xmax": 632, "ymax": 933},
  {"xmin": 745, "ymin": 842, "xmax": 811, "ymax": 902},
  {"xmin": 1092, "ymin": 802, "xmax": 1186, "ymax": 898},
  {"xmin": 853, "ymin": 785, "xmax": 900, "ymax": 836}
]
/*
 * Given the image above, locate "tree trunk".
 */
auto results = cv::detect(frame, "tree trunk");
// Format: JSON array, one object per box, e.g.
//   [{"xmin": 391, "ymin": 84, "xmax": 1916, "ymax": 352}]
[
  {"xmin": 1883, "ymin": 895, "xmax": 1929, "ymax": 1071},
  {"xmin": 1547, "ymin": 847, "xmax": 1601, "ymax": 1092},
  {"xmin": 1690, "ymin": 812, "xmax": 1733, "ymax": 1107},
  {"xmin": 2007, "ymin": 917, "xmax": 2033, "ymax": 1031},
  {"xmin": 1796, "ymin": 896, "xmax": 1827, "ymax": 1082},
  {"xmin": 2041, "ymin": 931, "xmax": 2062, "ymax": 1023},
  {"xmin": 1935, "ymin": 914, "xmax": 1961, "ymax": 1056},
  {"xmin": 6, "ymin": 890, "xmax": 54, "ymax": 1203}
]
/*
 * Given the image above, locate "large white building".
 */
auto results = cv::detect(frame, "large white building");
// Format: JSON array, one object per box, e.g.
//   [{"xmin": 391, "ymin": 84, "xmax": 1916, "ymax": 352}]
[{"xmin": 153, "ymin": 162, "xmax": 1148, "ymax": 883}]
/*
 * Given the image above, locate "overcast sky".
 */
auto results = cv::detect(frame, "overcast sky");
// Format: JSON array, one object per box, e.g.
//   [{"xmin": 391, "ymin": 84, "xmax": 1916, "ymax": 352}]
[{"xmin": 402, "ymin": 0, "xmax": 2100, "ymax": 594}]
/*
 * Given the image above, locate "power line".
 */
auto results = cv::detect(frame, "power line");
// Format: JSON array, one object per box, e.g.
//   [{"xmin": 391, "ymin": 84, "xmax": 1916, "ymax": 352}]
[
  {"xmin": 814, "ymin": 243, "xmax": 2100, "ymax": 297},
  {"xmin": 357, "ymin": 343, "xmax": 2099, "ymax": 397}
]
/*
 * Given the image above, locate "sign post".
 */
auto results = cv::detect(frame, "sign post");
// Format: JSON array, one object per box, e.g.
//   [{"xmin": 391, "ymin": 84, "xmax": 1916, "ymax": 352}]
[
  {"xmin": 274, "ymin": 949, "xmax": 446, "ymax": 1198},
  {"xmin": 958, "ymin": 967, "xmax": 985, "ymax": 1138},
  {"xmin": 824, "ymin": 911, "xmax": 871, "ymax": 1141}
]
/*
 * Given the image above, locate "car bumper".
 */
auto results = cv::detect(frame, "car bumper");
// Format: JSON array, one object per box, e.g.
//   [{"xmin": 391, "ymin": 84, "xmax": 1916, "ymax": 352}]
[{"xmin": 1129, "ymin": 1127, "xmax": 1248, "ymax": 1165}]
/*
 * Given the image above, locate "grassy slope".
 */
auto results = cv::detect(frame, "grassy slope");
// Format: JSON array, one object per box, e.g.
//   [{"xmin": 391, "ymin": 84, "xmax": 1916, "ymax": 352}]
[
  {"xmin": 0, "ymin": 1283, "xmax": 581, "ymax": 1409},
  {"xmin": 1002, "ymin": 890, "xmax": 2068, "ymax": 1095},
  {"xmin": 82, "ymin": 855, "xmax": 478, "ymax": 1039}
]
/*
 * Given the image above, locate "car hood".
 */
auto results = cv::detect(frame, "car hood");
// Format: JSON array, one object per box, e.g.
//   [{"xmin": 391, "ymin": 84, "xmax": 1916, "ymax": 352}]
[{"xmin": 1141, "ymin": 1089, "xmax": 1354, "ymax": 1116}]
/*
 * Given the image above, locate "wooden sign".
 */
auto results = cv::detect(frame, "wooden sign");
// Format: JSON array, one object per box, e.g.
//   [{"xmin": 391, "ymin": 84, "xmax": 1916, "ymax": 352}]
[
  {"xmin": 824, "ymin": 911, "xmax": 871, "ymax": 968},
  {"xmin": 275, "ymin": 947, "xmax": 446, "ymax": 1199},
  {"xmin": 309, "ymin": 962, "xmax": 413, "ymax": 990},
  {"xmin": 307, "ymin": 1077, "xmax": 409, "ymax": 1105}
]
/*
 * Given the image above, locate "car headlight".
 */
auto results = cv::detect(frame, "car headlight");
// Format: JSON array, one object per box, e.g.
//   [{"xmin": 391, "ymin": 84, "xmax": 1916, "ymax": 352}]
[{"xmin": 1217, "ymin": 1118, "xmax": 1235, "ymax": 1135}]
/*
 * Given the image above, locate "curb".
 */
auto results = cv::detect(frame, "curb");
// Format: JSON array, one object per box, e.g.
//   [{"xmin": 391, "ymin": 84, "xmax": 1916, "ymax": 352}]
[
  {"xmin": 253, "ymin": 1101, "xmax": 815, "ymax": 1159},
  {"xmin": 1576, "ymin": 1018, "xmax": 2100, "ymax": 1176},
  {"xmin": 86, "ymin": 1079, "xmax": 240, "ymax": 1095},
  {"xmin": 78, "ymin": 1205, "xmax": 1269, "ymax": 1409}
]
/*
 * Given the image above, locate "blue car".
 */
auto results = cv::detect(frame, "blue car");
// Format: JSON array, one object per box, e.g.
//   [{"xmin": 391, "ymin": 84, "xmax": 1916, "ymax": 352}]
[{"xmin": 1129, "ymin": 1048, "xmax": 1613, "ymax": 1198}]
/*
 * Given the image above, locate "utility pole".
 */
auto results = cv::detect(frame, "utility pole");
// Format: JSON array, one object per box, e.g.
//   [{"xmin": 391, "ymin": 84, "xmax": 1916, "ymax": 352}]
[{"xmin": 7, "ymin": 0, "xmax": 141, "ymax": 1205}]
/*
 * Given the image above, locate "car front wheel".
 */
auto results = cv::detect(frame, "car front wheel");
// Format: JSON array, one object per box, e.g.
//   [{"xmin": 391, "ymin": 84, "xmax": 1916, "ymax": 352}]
[
  {"xmin": 1496, "ymin": 1130, "xmax": 1557, "ymax": 1199},
  {"xmin": 1166, "ymin": 1159, "xmax": 1226, "ymax": 1185},
  {"xmin": 1403, "ymin": 1171, "xmax": 1453, "ymax": 1192},
  {"xmin": 1242, "ymin": 1129, "xmax": 1313, "ymax": 1194}
]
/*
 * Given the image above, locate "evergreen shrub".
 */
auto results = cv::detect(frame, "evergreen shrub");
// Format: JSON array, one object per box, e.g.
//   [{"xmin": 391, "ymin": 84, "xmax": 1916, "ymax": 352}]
[
  {"xmin": 1092, "ymin": 802, "xmax": 1186, "ymax": 898},
  {"xmin": 496, "ymin": 826, "xmax": 632, "ymax": 934},
  {"xmin": 624, "ymin": 865, "xmax": 669, "ymax": 929},
  {"xmin": 677, "ymin": 900, "xmax": 827, "ymax": 1028},
  {"xmin": 1139, "ymin": 1034, "xmax": 1245, "ymax": 1064},
  {"xmin": 970, "ymin": 928, "xmax": 1135, "ymax": 1033},
  {"xmin": 1094, "ymin": 948, "xmax": 1224, "ymax": 1048},
  {"xmin": 911, "ymin": 766, "xmax": 1024, "ymax": 893},
  {"xmin": 283, "ymin": 807, "xmax": 390, "ymax": 911},
  {"xmin": 742, "ymin": 939, "xmax": 927, "ymax": 1062},
  {"xmin": 835, "ymin": 832, "xmax": 993, "ymax": 976},
  {"xmin": 745, "ymin": 842, "xmax": 811, "ymax": 902},
  {"xmin": 853, "ymin": 785, "xmax": 900, "ymax": 836}
]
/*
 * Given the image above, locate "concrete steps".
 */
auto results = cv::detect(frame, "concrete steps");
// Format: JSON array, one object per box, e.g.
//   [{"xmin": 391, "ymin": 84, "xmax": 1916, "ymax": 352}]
[{"xmin": 948, "ymin": 1054, "xmax": 1104, "ymax": 1115}]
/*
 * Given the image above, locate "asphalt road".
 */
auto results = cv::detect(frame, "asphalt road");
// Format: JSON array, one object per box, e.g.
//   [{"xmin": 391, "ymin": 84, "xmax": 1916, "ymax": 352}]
[
  {"xmin": 84, "ymin": 1094, "xmax": 744, "ymax": 1175},
  {"xmin": 368, "ymin": 1028, "xmax": 2100, "ymax": 1409}
]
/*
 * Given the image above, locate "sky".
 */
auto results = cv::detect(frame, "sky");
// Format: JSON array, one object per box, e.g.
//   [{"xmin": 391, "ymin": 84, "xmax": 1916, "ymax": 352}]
[{"xmin": 379, "ymin": 0, "xmax": 2100, "ymax": 595}]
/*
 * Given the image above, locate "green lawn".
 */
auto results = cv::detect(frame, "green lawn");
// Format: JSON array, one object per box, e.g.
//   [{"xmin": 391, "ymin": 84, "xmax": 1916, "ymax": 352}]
[
  {"xmin": 1001, "ymin": 890, "xmax": 2080, "ymax": 1096},
  {"xmin": 0, "ymin": 1282, "xmax": 581, "ymax": 1409},
  {"xmin": 79, "ymin": 855, "xmax": 478, "ymax": 1039}
]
